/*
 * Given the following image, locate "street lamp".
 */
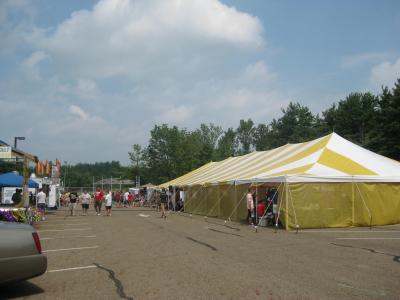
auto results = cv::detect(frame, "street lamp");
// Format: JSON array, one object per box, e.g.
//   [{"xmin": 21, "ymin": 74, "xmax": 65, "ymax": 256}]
[{"xmin": 14, "ymin": 136, "xmax": 25, "ymax": 149}]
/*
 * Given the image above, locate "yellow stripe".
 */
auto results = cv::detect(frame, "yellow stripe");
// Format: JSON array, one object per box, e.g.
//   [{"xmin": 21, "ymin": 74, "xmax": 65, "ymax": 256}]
[
  {"xmin": 318, "ymin": 148, "xmax": 377, "ymax": 175},
  {"xmin": 177, "ymin": 157, "xmax": 237, "ymax": 185},
  {"xmin": 214, "ymin": 143, "xmax": 303, "ymax": 182},
  {"xmin": 189, "ymin": 151, "xmax": 264, "ymax": 184},
  {"xmin": 160, "ymin": 162, "xmax": 215, "ymax": 187},
  {"xmin": 196, "ymin": 144, "xmax": 293, "ymax": 184},
  {"xmin": 257, "ymin": 164, "xmax": 314, "ymax": 178},
  {"xmin": 233, "ymin": 135, "xmax": 331, "ymax": 180}
]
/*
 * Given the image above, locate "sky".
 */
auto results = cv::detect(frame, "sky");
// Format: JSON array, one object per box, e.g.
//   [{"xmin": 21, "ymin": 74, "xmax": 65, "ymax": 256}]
[{"xmin": 0, "ymin": 0, "xmax": 399, "ymax": 165}]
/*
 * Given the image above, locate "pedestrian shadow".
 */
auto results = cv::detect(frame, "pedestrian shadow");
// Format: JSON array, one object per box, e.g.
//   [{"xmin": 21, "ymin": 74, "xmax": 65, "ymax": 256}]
[{"xmin": 0, "ymin": 280, "xmax": 44, "ymax": 299}]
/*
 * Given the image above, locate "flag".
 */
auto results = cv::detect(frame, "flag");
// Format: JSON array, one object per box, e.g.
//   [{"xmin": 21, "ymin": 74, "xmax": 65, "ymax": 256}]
[
  {"xmin": 56, "ymin": 159, "xmax": 62, "ymax": 177},
  {"xmin": 37, "ymin": 160, "xmax": 44, "ymax": 176},
  {"xmin": 45, "ymin": 160, "xmax": 51, "ymax": 177}
]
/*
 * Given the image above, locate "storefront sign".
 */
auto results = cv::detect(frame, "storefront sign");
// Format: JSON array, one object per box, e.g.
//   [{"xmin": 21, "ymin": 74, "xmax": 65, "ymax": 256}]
[{"xmin": 0, "ymin": 146, "xmax": 12, "ymax": 159}]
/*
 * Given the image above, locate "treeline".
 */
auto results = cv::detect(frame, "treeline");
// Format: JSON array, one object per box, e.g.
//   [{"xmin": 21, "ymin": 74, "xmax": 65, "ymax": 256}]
[
  {"xmin": 133, "ymin": 79, "xmax": 400, "ymax": 184},
  {"xmin": 62, "ymin": 161, "xmax": 132, "ymax": 187}
]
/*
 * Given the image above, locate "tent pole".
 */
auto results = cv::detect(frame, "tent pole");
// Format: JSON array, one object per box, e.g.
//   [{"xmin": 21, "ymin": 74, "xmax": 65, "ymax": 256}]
[
  {"xmin": 285, "ymin": 177, "xmax": 289, "ymax": 231},
  {"xmin": 254, "ymin": 185, "xmax": 258, "ymax": 232},
  {"xmin": 351, "ymin": 176, "xmax": 355, "ymax": 226}
]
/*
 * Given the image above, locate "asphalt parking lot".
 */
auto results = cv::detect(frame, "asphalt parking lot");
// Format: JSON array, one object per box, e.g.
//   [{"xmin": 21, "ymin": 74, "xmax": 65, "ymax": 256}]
[{"xmin": 1, "ymin": 207, "xmax": 400, "ymax": 299}]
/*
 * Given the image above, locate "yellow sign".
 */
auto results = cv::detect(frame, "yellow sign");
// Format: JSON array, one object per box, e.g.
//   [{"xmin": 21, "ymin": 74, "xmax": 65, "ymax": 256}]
[{"xmin": 0, "ymin": 146, "xmax": 12, "ymax": 159}]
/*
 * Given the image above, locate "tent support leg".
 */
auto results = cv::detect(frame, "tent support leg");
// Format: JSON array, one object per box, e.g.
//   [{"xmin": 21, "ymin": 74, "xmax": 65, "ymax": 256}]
[
  {"xmin": 285, "ymin": 181, "xmax": 289, "ymax": 231},
  {"xmin": 351, "ymin": 178, "xmax": 355, "ymax": 226}
]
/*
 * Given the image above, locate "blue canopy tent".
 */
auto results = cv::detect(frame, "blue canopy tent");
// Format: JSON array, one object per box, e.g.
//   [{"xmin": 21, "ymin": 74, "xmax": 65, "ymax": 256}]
[{"xmin": 0, "ymin": 172, "xmax": 39, "ymax": 188}]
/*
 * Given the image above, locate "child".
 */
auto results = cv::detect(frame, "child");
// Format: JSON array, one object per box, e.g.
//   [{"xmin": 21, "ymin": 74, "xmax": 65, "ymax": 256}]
[{"xmin": 105, "ymin": 190, "xmax": 112, "ymax": 216}]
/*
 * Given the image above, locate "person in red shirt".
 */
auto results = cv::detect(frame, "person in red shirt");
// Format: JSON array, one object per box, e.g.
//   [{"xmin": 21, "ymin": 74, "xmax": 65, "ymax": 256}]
[
  {"xmin": 257, "ymin": 200, "xmax": 266, "ymax": 223},
  {"xmin": 128, "ymin": 192, "xmax": 133, "ymax": 206},
  {"xmin": 94, "ymin": 187, "xmax": 104, "ymax": 216}
]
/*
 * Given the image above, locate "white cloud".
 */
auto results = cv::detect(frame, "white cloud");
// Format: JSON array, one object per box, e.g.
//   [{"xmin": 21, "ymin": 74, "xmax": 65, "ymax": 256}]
[
  {"xmin": 1, "ymin": 0, "xmax": 292, "ymax": 164},
  {"xmin": 370, "ymin": 57, "xmax": 400, "ymax": 90},
  {"xmin": 37, "ymin": 0, "xmax": 263, "ymax": 80},
  {"xmin": 69, "ymin": 105, "xmax": 89, "ymax": 121},
  {"xmin": 20, "ymin": 50, "xmax": 48, "ymax": 80}
]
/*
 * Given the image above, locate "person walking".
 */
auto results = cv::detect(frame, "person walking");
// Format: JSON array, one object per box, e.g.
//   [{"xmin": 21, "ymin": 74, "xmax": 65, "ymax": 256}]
[
  {"xmin": 94, "ymin": 187, "xmax": 104, "ymax": 216},
  {"xmin": 105, "ymin": 190, "xmax": 112, "ymax": 216},
  {"xmin": 123, "ymin": 190, "xmax": 129, "ymax": 208},
  {"xmin": 36, "ymin": 189, "xmax": 47, "ymax": 221},
  {"xmin": 246, "ymin": 188, "xmax": 254, "ymax": 225},
  {"xmin": 69, "ymin": 191, "xmax": 78, "ymax": 216},
  {"xmin": 115, "ymin": 191, "xmax": 122, "ymax": 208},
  {"xmin": 80, "ymin": 190, "xmax": 91, "ymax": 216},
  {"xmin": 160, "ymin": 189, "xmax": 168, "ymax": 219}
]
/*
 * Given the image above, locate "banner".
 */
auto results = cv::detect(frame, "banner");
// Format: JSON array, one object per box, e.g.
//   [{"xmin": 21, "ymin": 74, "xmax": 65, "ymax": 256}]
[
  {"xmin": 0, "ymin": 146, "xmax": 12, "ymax": 159},
  {"xmin": 45, "ymin": 160, "xmax": 51, "ymax": 177}
]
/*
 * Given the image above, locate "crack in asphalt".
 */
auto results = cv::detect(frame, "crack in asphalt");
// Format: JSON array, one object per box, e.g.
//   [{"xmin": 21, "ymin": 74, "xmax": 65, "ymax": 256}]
[
  {"xmin": 208, "ymin": 228, "xmax": 242, "ymax": 237},
  {"xmin": 93, "ymin": 263, "xmax": 134, "ymax": 300},
  {"xmin": 331, "ymin": 243, "xmax": 400, "ymax": 263},
  {"xmin": 186, "ymin": 237, "xmax": 217, "ymax": 251}
]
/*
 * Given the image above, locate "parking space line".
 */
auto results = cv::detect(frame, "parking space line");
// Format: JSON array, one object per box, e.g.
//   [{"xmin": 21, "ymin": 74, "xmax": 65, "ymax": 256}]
[
  {"xmin": 336, "ymin": 238, "xmax": 400, "ymax": 240},
  {"xmin": 47, "ymin": 265, "xmax": 98, "ymax": 273},
  {"xmin": 43, "ymin": 246, "xmax": 99, "ymax": 253},
  {"xmin": 41, "ymin": 235, "xmax": 96, "ymax": 240},
  {"xmin": 139, "ymin": 214, "xmax": 150, "ymax": 217},
  {"xmin": 297, "ymin": 230, "xmax": 400, "ymax": 233},
  {"xmin": 38, "ymin": 228, "xmax": 92, "ymax": 232},
  {"xmin": 38, "ymin": 223, "xmax": 89, "ymax": 226}
]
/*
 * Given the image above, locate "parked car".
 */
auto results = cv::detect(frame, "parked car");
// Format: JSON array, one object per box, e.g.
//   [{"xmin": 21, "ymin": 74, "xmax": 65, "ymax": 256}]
[{"xmin": 0, "ymin": 221, "xmax": 47, "ymax": 284}]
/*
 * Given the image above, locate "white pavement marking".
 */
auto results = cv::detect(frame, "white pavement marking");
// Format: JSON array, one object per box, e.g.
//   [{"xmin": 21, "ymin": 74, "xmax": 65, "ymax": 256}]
[
  {"xmin": 138, "ymin": 214, "xmax": 150, "ymax": 218},
  {"xmin": 336, "ymin": 237, "xmax": 400, "ymax": 240},
  {"xmin": 297, "ymin": 230, "xmax": 400, "ymax": 233},
  {"xmin": 43, "ymin": 246, "xmax": 99, "ymax": 253},
  {"xmin": 41, "ymin": 235, "xmax": 96, "ymax": 241},
  {"xmin": 37, "ymin": 228, "xmax": 92, "ymax": 232},
  {"xmin": 47, "ymin": 265, "xmax": 98, "ymax": 273},
  {"xmin": 37, "ymin": 223, "xmax": 89, "ymax": 226}
]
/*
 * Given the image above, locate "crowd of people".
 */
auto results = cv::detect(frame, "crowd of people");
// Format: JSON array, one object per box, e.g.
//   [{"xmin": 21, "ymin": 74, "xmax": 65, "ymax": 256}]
[{"xmin": 60, "ymin": 187, "xmax": 150, "ymax": 217}]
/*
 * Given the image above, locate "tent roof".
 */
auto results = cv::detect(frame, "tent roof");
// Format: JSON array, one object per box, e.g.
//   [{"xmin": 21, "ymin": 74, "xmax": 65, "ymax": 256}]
[
  {"xmin": 141, "ymin": 183, "xmax": 156, "ymax": 188},
  {"xmin": 0, "ymin": 172, "xmax": 39, "ymax": 188},
  {"xmin": 160, "ymin": 133, "xmax": 400, "ymax": 186}
]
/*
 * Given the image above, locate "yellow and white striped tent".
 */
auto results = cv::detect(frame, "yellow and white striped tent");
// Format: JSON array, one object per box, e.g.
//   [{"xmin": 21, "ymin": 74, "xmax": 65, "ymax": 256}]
[{"xmin": 161, "ymin": 133, "xmax": 400, "ymax": 229}]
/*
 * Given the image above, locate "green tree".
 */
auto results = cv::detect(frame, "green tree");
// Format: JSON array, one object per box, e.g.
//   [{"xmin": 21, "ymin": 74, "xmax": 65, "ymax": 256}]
[
  {"xmin": 195, "ymin": 123, "xmax": 223, "ymax": 162},
  {"xmin": 236, "ymin": 119, "xmax": 255, "ymax": 154},
  {"xmin": 369, "ymin": 79, "xmax": 400, "ymax": 159},
  {"xmin": 322, "ymin": 93, "xmax": 378, "ymax": 146},
  {"xmin": 215, "ymin": 128, "xmax": 237, "ymax": 160},
  {"xmin": 253, "ymin": 123, "xmax": 271, "ymax": 151},
  {"xmin": 269, "ymin": 102, "xmax": 317, "ymax": 147},
  {"xmin": 128, "ymin": 144, "xmax": 144, "ymax": 179}
]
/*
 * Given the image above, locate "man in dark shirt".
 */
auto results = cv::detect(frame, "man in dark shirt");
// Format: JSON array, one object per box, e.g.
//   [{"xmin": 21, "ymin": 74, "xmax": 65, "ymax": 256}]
[
  {"xmin": 160, "ymin": 189, "xmax": 168, "ymax": 219},
  {"xmin": 69, "ymin": 191, "xmax": 78, "ymax": 216},
  {"xmin": 12, "ymin": 189, "xmax": 22, "ymax": 206}
]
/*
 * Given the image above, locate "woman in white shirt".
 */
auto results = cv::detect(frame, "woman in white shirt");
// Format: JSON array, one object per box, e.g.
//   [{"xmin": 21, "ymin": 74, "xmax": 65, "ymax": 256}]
[
  {"xmin": 105, "ymin": 190, "xmax": 112, "ymax": 217},
  {"xmin": 80, "ymin": 191, "xmax": 91, "ymax": 216},
  {"xmin": 246, "ymin": 188, "xmax": 255, "ymax": 225}
]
